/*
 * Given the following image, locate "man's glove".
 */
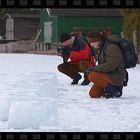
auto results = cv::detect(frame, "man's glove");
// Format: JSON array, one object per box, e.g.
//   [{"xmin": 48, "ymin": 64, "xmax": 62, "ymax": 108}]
[
  {"xmin": 85, "ymin": 67, "xmax": 94, "ymax": 75},
  {"xmin": 57, "ymin": 46, "xmax": 71, "ymax": 63},
  {"xmin": 57, "ymin": 46, "xmax": 71, "ymax": 56}
]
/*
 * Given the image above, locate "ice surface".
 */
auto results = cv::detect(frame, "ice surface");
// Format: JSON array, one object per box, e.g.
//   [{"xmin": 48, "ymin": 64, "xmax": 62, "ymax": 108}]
[{"xmin": 8, "ymin": 98, "xmax": 59, "ymax": 129}]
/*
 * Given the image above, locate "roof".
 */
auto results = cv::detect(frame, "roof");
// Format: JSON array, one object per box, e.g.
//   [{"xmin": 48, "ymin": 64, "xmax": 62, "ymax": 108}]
[
  {"xmin": 3, "ymin": 9, "xmax": 40, "ymax": 19},
  {"xmin": 4, "ymin": 14, "xmax": 39, "ymax": 19},
  {"xmin": 47, "ymin": 8, "xmax": 122, "ymax": 17},
  {"xmin": 5, "ymin": 8, "xmax": 40, "ymax": 14}
]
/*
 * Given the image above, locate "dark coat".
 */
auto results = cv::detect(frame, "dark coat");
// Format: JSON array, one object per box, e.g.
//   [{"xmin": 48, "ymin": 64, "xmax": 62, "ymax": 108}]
[{"xmin": 93, "ymin": 38, "xmax": 126, "ymax": 86}]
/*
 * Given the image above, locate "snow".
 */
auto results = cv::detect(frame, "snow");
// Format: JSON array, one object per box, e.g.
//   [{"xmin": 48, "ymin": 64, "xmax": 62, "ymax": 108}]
[{"xmin": 0, "ymin": 53, "xmax": 140, "ymax": 132}]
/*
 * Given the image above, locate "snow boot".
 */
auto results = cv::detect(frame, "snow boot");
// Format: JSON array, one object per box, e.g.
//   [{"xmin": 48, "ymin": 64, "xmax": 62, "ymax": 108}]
[
  {"xmin": 104, "ymin": 84, "xmax": 120, "ymax": 99},
  {"xmin": 115, "ymin": 85, "xmax": 123, "ymax": 97},
  {"xmin": 81, "ymin": 79, "xmax": 91, "ymax": 85},
  {"xmin": 71, "ymin": 74, "xmax": 82, "ymax": 85}
]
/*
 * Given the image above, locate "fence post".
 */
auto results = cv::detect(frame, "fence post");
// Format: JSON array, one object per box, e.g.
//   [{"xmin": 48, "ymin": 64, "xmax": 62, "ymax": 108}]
[
  {"xmin": 44, "ymin": 43, "xmax": 46, "ymax": 51},
  {"xmin": 133, "ymin": 30, "xmax": 138, "ymax": 55},
  {"xmin": 121, "ymin": 31, "xmax": 124, "ymax": 39}
]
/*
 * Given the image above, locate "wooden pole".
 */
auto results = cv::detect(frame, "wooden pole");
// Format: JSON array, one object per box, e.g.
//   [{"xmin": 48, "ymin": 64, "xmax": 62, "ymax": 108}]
[
  {"xmin": 133, "ymin": 30, "xmax": 138, "ymax": 54},
  {"xmin": 121, "ymin": 31, "xmax": 124, "ymax": 39}
]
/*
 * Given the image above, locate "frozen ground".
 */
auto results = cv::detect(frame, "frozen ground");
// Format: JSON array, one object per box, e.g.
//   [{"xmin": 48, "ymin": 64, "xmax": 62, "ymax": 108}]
[{"xmin": 0, "ymin": 53, "xmax": 140, "ymax": 132}]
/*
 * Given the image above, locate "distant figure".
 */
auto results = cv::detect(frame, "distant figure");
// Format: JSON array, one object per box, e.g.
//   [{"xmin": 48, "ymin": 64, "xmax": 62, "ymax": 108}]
[{"xmin": 57, "ymin": 32, "xmax": 95, "ymax": 85}]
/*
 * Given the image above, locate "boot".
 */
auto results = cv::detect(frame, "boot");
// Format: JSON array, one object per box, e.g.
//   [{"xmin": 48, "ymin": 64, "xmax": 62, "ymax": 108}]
[
  {"xmin": 81, "ymin": 79, "xmax": 91, "ymax": 85},
  {"xmin": 115, "ymin": 85, "xmax": 123, "ymax": 97},
  {"xmin": 71, "ymin": 74, "xmax": 82, "ymax": 85},
  {"xmin": 104, "ymin": 84, "xmax": 120, "ymax": 99}
]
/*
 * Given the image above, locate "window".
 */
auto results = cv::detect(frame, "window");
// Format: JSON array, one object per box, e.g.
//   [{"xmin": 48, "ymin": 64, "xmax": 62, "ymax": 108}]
[
  {"xmin": 126, "ymin": 0, "xmax": 134, "ymax": 5},
  {"xmin": 113, "ymin": 0, "xmax": 121, "ymax": 5},
  {"xmin": 46, "ymin": 0, "xmax": 54, "ymax": 5},
  {"xmin": 33, "ymin": 0, "xmax": 41, "ymax": 5},
  {"xmin": 99, "ymin": 0, "xmax": 107, "ymax": 5},
  {"xmin": 20, "ymin": 0, "xmax": 27, "ymax": 5},
  {"xmin": 73, "ymin": 0, "xmax": 81, "ymax": 6},
  {"xmin": 7, "ymin": 0, "xmax": 14, "ymax": 5},
  {"xmin": 59, "ymin": 0, "xmax": 67, "ymax": 5},
  {"xmin": 87, "ymin": 0, "xmax": 94, "ymax": 6}
]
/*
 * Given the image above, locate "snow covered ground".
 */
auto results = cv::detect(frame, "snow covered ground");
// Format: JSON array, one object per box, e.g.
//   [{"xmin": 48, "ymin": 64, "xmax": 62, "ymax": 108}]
[{"xmin": 0, "ymin": 53, "xmax": 140, "ymax": 132}]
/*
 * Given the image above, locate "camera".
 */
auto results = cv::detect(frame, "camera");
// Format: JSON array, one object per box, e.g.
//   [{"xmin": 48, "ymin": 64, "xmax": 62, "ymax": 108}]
[{"xmin": 57, "ymin": 46, "xmax": 71, "ymax": 56}]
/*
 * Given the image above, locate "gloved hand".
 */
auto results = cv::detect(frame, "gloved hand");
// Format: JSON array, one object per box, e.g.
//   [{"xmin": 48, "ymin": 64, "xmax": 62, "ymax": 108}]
[{"xmin": 85, "ymin": 67, "xmax": 94, "ymax": 75}]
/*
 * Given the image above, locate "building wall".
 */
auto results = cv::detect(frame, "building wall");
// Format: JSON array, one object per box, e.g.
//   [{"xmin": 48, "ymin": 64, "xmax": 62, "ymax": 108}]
[
  {"xmin": 14, "ymin": 17, "xmax": 39, "ymax": 40},
  {"xmin": 54, "ymin": 16, "xmax": 123, "ymax": 42},
  {"xmin": 40, "ymin": 9, "xmax": 123, "ymax": 43},
  {"xmin": 40, "ymin": 9, "xmax": 58, "ymax": 43},
  {"xmin": 40, "ymin": 9, "xmax": 49, "ymax": 42}
]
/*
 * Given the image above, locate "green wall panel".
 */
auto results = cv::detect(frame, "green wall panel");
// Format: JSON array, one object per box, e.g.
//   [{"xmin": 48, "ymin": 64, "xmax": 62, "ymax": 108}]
[{"xmin": 55, "ymin": 16, "xmax": 123, "ymax": 42}]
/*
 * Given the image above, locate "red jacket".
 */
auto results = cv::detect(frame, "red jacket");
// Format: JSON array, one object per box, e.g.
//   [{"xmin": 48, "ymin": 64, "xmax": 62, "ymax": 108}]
[{"xmin": 69, "ymin": 37, "xmax": 95, "ymax": 67}]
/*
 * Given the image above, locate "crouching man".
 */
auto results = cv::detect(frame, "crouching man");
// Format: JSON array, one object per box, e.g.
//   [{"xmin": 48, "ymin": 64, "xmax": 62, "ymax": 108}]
[
  {"xmin": 57, "ymin": 32, "xmax": 94, "ymax": 85},
  {"xmin": 86, "ymin": 31, "xmax": 126, "ymax": 98}
]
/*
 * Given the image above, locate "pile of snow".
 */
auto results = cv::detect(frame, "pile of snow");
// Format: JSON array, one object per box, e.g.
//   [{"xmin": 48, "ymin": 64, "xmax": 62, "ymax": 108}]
[{"xmin": 8, "ymin": 99, "xmax": 59, "ymax": 129}]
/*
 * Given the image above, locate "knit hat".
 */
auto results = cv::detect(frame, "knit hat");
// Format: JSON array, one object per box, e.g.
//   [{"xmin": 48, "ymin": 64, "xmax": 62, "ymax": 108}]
[
  {"xmin": 60, "ymin": 32, "xmax": 71, "ymax": 43},
  {"xmin": 86, "ymin": 31, "xmax": 102, "ymax": 42}
]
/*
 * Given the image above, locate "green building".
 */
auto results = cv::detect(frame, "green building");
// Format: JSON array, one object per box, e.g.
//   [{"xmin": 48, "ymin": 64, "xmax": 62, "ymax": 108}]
[{"xmin": 40, "ymin": 8, "xmax": 123, "ymax": 44}]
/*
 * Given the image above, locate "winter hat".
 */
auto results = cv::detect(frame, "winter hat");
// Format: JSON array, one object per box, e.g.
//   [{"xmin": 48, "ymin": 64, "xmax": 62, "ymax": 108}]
[
  {"xmin": 60, "ymin": 32, "xmax": 71, "ymax": 43},
  {"xmin": 86, "ymin": 31, "xmax": 102, "ymax": 42}
]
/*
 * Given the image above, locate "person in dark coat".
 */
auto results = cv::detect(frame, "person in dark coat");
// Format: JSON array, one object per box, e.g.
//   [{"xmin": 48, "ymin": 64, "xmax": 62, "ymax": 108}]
[
  {"xmin": 86, "ymin": 31, "xmax": 126, "ymax": 98},
  {"xmin": 57, "ymin": 32, "xmax": 95, "ymax": 85}
]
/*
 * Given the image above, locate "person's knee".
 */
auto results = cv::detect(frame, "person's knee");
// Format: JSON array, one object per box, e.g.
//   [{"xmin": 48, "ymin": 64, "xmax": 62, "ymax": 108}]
[
  {"xmin": 88, "ymin": 71, "xmax": 97, "ymax": 82},
  {"xmin": 57, "ymin": 64, "xmax": 64, "ymax": 72},
  {"xmin": 89, "ymin": 92, "xmax": 102, "ymax": 98}
]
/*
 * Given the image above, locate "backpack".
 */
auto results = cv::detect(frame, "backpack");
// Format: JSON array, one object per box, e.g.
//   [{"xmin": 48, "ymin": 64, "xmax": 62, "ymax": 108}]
[
  {"xmin": 111, "ymin": 39, "xmax": 138, "ymax": 69},
  {"xmin": 81, "ymin": 36, "xmax": 96, "ymax": 57}
]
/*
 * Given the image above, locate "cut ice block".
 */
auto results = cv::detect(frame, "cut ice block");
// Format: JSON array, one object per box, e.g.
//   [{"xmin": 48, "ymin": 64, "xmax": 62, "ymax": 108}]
[
  {"xmin": 0, "ymin": 94, "xmax": 18, "ymax": 121},
  {"xmin": 8, "ymin": 98, "xmax": 59, "ymax": 129},
  {"xmin": 28, "ymin": 72, "xmax": 57, "ymax": 98}
]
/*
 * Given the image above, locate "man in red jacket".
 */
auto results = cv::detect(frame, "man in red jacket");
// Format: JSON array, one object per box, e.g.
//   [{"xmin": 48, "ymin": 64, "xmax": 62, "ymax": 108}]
[{"xmin": 57, "ymin": 32, "xmax": 95, "ymax": 85}]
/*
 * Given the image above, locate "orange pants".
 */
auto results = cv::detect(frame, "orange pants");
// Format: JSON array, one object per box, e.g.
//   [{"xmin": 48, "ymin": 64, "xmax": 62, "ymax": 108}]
[{"xmin": 88, "ymin": 72, "xmax": 114, "ymax": 98}]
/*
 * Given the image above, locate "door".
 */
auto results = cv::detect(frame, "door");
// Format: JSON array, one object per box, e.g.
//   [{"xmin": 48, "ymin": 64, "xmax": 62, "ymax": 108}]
[
  {"xmin": 44, "ymin": 21, "xmax": 52, "ymax": 43},
  {"xmin": 6, "ymin": 18, "xmax": 14, "ymax": 40}
]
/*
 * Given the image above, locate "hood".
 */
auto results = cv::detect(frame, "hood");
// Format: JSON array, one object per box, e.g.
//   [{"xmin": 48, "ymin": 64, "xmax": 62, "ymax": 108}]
[{"xmin": 107, "ymin": 35, "xmax": 121, "ymax": 44}]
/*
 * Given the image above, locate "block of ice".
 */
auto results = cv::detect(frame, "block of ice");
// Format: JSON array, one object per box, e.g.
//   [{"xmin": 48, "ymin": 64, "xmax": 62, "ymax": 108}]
[
  {"xmin": 8, "ymin": 98, "xmax": 59, "ymax": 129},
  {"xmin": 0, "ymin": 94, "xmax": 18, "ymax": 121},
  {"xmin": 27, "ymin": 72, "xmax": 57, "ymax": 98}
]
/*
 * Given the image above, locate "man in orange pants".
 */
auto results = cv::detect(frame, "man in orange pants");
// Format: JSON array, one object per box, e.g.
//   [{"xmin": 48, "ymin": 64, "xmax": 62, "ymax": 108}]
[{"xmin": 86, "ymin": 31, "xmax": 126, "ymax": 98}]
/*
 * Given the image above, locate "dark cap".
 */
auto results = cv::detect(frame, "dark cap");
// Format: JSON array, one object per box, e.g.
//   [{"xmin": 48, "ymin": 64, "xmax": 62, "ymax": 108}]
[
  {"xmin": 86, "ymin": 31, "xmax": 102, "ymax": 42},
  {"xmin": 60, "ymin": 32, "xmax": 71, "ymax": 43}
]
